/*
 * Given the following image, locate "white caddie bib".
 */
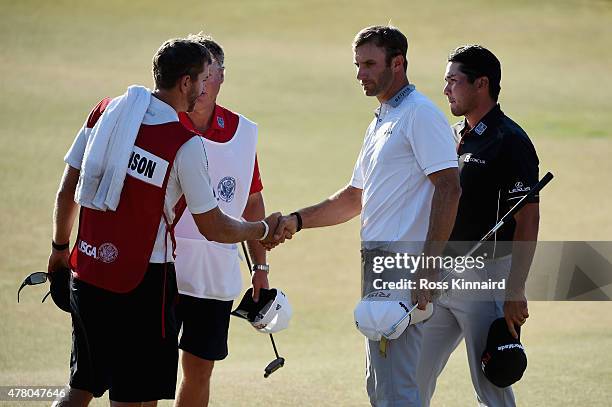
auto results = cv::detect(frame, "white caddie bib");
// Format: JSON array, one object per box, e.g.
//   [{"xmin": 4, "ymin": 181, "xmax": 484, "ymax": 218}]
[{"xmin": 174, "ymin": 115, "xmax": 258, "ymax": 300}]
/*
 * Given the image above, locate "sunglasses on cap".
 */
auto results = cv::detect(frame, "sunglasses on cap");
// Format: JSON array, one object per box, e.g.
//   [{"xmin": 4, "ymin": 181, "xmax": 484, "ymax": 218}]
[{"xmin": 17, "ymin": 271, "xmax": 51, "ymax": 304}]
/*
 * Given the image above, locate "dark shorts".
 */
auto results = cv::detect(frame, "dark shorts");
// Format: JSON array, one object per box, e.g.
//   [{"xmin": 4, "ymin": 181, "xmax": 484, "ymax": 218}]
[
  {"xmin": 178, "ymin": 294, "xmax": 233, "ymax": 361},
  {"xmin": 69, "ymin": 263, "xmax": 179, "ymax": 402}
]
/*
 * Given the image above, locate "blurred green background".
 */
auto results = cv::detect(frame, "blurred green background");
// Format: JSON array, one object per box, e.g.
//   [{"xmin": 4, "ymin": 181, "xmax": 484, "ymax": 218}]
[{"xmin": 1, "ymin": 0, "xmax": 611, "ymax": 405}]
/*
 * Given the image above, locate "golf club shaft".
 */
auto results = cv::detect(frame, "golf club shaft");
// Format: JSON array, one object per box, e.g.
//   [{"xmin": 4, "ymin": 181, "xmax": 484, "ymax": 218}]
[
  {"xmin": 270, "ymin": 334, "xmax": 280, "ymax": 359},
  {"xmin": 241, "ymin": 241, "xmax": 253, "ymax": 272},
  {"xmin": 465, "ymin": 172, "xmax": 553, "ymax": 258},
  {"xmin": 439, "ymin": 172, "xmax": 554, "ymax": 285},
  {"xmin": 240, "ymin": 240, "xmax": 283, "ymax": 360},
  {"xmin": 383, "ymin": 302, "xmax": 420, "ymax": 338}
]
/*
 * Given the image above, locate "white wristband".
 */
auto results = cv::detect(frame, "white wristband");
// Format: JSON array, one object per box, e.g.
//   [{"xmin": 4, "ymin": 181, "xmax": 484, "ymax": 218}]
[{"xmin": 259, "ymin": 220, "xmax": 269, "ymax": 241}]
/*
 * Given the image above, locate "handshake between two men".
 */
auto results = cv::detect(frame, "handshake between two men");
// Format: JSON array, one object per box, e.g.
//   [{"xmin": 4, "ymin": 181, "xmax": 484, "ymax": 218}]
[
  {"xmin": 256, "ymin": 184, "xmax": 364, "ymax": 252},
  {"xmin": 259, "ymin": 212, "xmax": 301, "ymax": 250}
]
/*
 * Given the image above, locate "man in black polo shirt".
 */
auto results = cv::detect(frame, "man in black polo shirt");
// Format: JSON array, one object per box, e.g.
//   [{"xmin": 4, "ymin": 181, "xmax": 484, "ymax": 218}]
[{"xmin": 417, "ymin": 45, "xmax": 540, "ymax": 407}]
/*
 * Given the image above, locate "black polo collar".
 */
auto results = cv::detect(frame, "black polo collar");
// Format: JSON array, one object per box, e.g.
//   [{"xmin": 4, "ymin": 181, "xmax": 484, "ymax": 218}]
[{"xmin": 457, "ymin": 104, "xmax": 504, "ymax": 136}]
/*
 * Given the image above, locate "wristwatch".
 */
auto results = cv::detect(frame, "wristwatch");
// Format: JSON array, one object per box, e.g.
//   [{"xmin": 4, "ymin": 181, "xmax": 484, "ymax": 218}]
[{"xmin": 252, "ymin": 264, "xmax": 270, "ymax": 273}]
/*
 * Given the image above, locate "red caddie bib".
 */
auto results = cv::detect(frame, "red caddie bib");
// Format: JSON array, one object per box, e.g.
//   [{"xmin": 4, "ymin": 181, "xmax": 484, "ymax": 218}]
[{"xmin": 69, "ymin": 101, "xmax": 196, "ymax": 293}]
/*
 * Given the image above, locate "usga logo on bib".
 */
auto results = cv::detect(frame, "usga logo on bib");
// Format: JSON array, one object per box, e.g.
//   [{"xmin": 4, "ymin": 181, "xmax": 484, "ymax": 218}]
[
  {"xmin": 78, "ymin": 239, "xmax": 119, "ymax": 263},
  {"xmin": 217, "ymin": 176, "xmax": 236, "ymax": 202}
]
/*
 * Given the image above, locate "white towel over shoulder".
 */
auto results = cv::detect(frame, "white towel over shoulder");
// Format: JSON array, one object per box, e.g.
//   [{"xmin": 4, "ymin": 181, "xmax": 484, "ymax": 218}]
[{"xmin": 75, "ymin": 85, "xmax": 151, "ymax": 211}]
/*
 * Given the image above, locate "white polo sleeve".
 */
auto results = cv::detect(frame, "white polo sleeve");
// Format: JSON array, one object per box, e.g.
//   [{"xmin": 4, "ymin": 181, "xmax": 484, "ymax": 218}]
[
  {"xmin": 173, "ymin": 137, "xmax": 218, "ymax": 214},
  {"xmin": 64, "ymin": 124, "xmax": 90, "ymax": 170},
  {"xmin": 350, "ymin": 124, "xmax": 374, "ymax": 189},
  {"xmin": 350, "ymin": 145, "xmax": 365, "ymax": 189},
  {"xmin": 409, "ymin": 104, "xmax": 458, "ymax": 175}
]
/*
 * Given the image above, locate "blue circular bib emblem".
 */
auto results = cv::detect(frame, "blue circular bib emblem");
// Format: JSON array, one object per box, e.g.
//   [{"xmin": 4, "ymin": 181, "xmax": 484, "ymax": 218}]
[{"xmin": 217, "ymin": 176, "xmax": 236, "ymax": 202}]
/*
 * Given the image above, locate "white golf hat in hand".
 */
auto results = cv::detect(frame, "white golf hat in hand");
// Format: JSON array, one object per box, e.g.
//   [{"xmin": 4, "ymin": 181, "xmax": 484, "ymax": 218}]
[{"xmin": 354, "ymin": 290, "xmax": 433, "ymax": 341}]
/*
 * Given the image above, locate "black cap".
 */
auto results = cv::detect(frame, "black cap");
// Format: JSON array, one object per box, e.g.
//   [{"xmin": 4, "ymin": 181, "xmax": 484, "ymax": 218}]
[
  {"xmin": 231, "ymin": 288, "xmax": 277, "ymax": 322},
  {"xmin": 481, "ymin": 318, "xmax": 527, "ymax": 388},
  {"xmin": 48, "ymin": 267, "xmax": 72, "ymax": 313}
]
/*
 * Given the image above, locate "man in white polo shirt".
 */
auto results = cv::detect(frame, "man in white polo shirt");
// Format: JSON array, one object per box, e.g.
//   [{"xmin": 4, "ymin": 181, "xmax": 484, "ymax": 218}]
[{"xmin": 272, "ymin": 26, "xmax": 461, "ymax": 406}]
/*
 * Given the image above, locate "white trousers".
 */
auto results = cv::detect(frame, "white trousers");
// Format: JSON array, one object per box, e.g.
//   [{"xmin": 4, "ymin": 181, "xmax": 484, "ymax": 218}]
[
  {"xmin": 417, "ymin": 256, "xmax": 516, "ymax": 407},
  {"xmin": 366, "ymin": 323, "xmax": 424, "ymax": 407}
]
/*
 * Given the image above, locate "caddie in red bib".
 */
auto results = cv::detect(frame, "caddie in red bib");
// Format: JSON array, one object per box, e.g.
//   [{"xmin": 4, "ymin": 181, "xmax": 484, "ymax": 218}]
[
  {"xmin": 48, "ymin": 36, "xmax": 284, "ymax": 407},
  {"xmin": 70, "ymin": 104, "xmax": 196, "ymax": 293},
  {"xmin": 71, "ymin": 115, "xmax": 194, "ymax": 293},
  {"xmin": 47, "ymin": 39, "xmax": 218, "ymax": 404}
]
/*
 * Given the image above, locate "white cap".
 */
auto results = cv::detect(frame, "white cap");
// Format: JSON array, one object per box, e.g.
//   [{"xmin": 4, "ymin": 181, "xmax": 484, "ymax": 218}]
[
  {"xmin": 250, "ymin": 289, "xmax": 293, "ymax": 334},
  {"xmin": 353, "ymin": 290, "xmax": 433, "ymax": 341},
  {"xmin": 232, "ymin": 288, "xmax": 293, "ymax": 334}
]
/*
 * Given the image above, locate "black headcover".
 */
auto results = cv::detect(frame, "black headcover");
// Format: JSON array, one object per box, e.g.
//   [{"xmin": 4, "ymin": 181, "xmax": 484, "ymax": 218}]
[
  {"xmin": 481, "ymin": 318, "xmax": 527, "ymax": 388},
  {"xmin": 47, "ymin": 267, "xmax": 72, "ymax": 313},
  {"xmin": 231, "ymin": 288, "xmax": 278, "ymax": 322}
]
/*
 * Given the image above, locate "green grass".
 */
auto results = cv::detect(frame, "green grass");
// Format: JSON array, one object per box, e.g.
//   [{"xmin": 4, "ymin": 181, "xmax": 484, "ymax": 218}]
[{"xmin": 1, "ymin": 0, "xmax": 612, "ymax": 405}]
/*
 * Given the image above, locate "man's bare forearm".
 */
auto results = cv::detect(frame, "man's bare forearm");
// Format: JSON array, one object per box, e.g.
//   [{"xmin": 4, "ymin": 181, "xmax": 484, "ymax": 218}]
[
  {"xmin": 243, "ymin": 192, "xmax": 267, "ymax": 264},
  {"xmin": 53, "ymin": 165, "xmax": 80, "ymax": 244},
  {"xmin": 423, "ymin": 169, "xmax": 461, "ymax": 256},
  {"xmin": 297, "ymin": 184, "xmax": 362, "ymax": 229},
  {"xmin": 507, "ymin": 204, "xmax": 539, "ymax": 295},
  {"xmin": 412, "ymin": 168, "xmax": 460, "ymax": 309},
  {"xmin": 193, "ymin": 207, "xmax": 278, "ymax": 244}
]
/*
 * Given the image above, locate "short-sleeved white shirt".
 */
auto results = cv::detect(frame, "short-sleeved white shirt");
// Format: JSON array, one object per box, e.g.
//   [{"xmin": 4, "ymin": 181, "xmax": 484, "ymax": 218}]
[
  {"xmin": 65, "ymin": 96, "xmax": 218, "ymax": 263},
  {"xmin": 350, "ymin": 85, "xmax": 458, "ymax": 246}
]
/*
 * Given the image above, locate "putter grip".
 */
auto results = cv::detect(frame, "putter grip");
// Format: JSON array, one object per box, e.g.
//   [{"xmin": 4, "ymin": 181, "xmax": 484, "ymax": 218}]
[
  {"xmin": 473, "ymin": 171, "xmax": 554, "ymax": 248},
  {"xmin": 503, "ymin": 172, "xmax": 553, "ymax": 221}
]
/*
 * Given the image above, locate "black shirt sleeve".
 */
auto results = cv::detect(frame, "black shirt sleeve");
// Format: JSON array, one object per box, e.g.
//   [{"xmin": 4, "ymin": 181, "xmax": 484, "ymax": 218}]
[{"xmin": 500, "ymin": 129, "xmax": 540, "ymax": 203}]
